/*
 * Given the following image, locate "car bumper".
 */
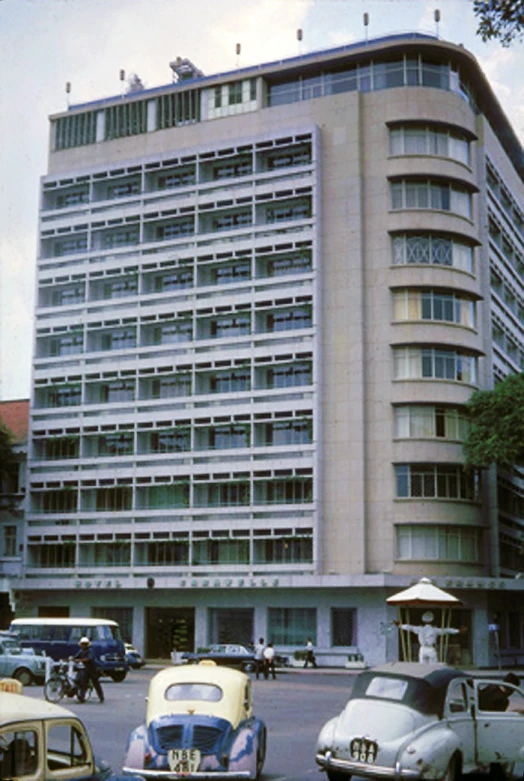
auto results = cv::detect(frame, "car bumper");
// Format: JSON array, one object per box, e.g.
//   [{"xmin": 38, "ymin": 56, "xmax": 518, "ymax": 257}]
[
  {"xmin": 123, "ymin": 768, "xmax": 251, "ymax": 780},
  {"xmin": 316, "ymin": 751, "xmax": 420, "ymax": 780}
]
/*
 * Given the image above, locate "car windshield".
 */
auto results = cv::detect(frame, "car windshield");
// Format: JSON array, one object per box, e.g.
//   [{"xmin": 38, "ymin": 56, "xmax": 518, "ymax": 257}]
[
  {"xmin": 165, "ymin": 683, "xmax": 223, "ymax": 702},
  {"xmin": 0, "ymin": 639, "xmax": 22, "ymax": 654}
]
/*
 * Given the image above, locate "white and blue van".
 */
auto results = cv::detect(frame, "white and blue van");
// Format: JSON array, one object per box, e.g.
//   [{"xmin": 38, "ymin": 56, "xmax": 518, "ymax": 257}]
[{"xmin": 9, "ymin": 617, "xmax": 128, "ymax": 681}]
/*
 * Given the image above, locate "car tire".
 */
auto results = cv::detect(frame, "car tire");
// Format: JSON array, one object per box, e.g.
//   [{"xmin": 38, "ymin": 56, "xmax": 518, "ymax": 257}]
[
  {"xmin": 109, "ymin": 670, "xmax": 127, "ymax": 682},
  {"xmin": 13, "ymin": 667, "xmax": 34, "ymax": 686},
  {"xmin": 242, "ymin": 662, "xmax": 256, "ymax": 673},
  {"xmin": 440, "ymin": 755, "xmax": 459, "ymax": 781},
  {"xmin": 326, "ymin": 771, "xmax": 349, "ymax": 781},
  {"xmin": 255, "ymin": 732, "xmax": 266, "ymax": 779}
]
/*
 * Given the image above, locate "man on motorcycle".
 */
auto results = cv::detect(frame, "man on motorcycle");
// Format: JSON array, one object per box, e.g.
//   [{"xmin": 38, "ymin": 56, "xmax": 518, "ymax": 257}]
[{"xmin": 74, "ymin": 637, "xmax": 105, "ymax": 703}]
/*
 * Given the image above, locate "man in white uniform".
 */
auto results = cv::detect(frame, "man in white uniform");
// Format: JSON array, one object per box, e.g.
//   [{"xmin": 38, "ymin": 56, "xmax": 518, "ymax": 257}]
[{"xmin": 397, "ymin": 611, "xmax": 460, "ymax": 663}]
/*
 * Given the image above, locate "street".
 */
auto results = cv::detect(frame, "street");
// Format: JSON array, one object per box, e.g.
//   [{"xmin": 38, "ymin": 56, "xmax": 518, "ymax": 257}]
[{"xmin": 25, "ymin": 666, "xmax": 355, "ymax": 781}]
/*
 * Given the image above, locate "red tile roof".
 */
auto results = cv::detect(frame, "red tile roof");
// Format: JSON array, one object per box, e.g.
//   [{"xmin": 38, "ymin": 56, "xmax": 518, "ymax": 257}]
[{"xmin": 0, "ymin": 399, "xmax": 30, "ymax": 443}]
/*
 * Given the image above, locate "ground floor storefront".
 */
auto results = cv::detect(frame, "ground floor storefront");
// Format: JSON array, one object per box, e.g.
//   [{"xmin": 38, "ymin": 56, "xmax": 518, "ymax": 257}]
[{"xmin": 6, "ymin": 573, "xmax": 524, "ymax": 668}]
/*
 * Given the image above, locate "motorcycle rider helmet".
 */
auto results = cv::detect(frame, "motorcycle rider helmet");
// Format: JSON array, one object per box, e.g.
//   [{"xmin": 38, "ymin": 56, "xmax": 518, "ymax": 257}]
[{"xmin": 79, "ymin": 636, "xmax": 91, "ymax": 645}]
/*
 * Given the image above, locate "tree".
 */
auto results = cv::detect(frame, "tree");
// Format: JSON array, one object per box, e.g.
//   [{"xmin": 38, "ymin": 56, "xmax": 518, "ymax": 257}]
[
  {"xmin": 474, "ymin": 1, "xmax": 524, "ymax": 46},
  {"xmin": 463, "ymin": 372, "xmax": 524, "ymax": 469}
]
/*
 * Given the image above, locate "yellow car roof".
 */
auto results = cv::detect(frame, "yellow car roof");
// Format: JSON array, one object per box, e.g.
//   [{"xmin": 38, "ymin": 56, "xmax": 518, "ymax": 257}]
[
  {"xmin": 0, "ymin": 691, "xmax": 76, "ymax": 726},
  {"xmin": 147, "ymin": 664, "xmax": 250, "ymax": 729}
]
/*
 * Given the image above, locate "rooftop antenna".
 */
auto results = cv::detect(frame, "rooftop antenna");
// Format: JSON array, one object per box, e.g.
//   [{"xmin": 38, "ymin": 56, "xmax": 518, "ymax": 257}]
[
  {"xmin": 236, "ymin": 42, "xmax": 241, "ymax": 68},
  {"xmin": 363, "ymin": 12, "xmax": 369, "ymax": 43},
  {"xmin": 119, "ymin": 69, "xmax": 126, "ymax": 98},
  {"xmin": 297, "ymin": 28, "xmax": 303, "ymax": 54},
  {"xmin": 65, "ymin": 81, "xmax": 71, "ymax": 109},
  {"xmin": 434, "ymin": 9, "xmax": 441, "ymax": 38}
]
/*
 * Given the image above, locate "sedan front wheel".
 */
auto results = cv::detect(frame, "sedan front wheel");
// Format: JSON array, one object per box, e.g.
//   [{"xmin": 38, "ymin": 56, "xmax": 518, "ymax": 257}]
[{"xmin": 440, "ymin": 755, "xmax": 459, "ymax": 781}]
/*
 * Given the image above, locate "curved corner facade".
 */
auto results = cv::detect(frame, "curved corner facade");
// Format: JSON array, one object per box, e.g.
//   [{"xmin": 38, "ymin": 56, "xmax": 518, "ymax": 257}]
[{"xmin": 20, "ymin": 34, "xmax": 524, "ymax": 667}]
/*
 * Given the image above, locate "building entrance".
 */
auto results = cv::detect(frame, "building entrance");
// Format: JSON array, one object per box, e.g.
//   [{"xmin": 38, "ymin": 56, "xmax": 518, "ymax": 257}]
[
  {"xmin": 208, "ymin": 608, "xmax": 254, "ymax": 646},
  {"xmin": 146, "ymin": 607, "xmax": 195, "ymax": 658}
]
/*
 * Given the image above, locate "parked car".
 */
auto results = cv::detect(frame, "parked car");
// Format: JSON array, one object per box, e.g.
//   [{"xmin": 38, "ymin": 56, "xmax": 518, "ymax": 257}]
[
  {"xmin": 123, "ymin": 661, "xmax": 267, "ymax": 779},
  {"xmin": 0, "ymin": 683, "xmax": 145, "ymax": 781},
  {"xmin": 125, "ymin": 644, "xmax": 146, "ymax": 669},
  {"xmin": 316, "ymin": 662, "xmax": 524, "ymax": 781},
  {"xmin": 181, "ymin": 644, "xmax": 257, "ymax": 672},
  {"xmin": 0, "ymin": 633, "xmax": 46, "ymax": 686},
  {"xmin": 182, "ymin": 643, "xmax": 289, "ymax": 671}
]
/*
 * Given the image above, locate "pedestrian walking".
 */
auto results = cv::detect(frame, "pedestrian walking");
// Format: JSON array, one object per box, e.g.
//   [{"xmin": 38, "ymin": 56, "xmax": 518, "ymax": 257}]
[
  {"xmin": 304, "ymin": 638, "xmax": 317, "ymax": 668},
  {"xmin": 74, "ymin": 637, "xmax": 105, "ymax": 703},
  {"xmin": 254, "ymin": 637, "xmax": 266, "ymax": 680},
  {"xmin": 263, "ymin": 643, "xmax": 276, "ymax": 680}
]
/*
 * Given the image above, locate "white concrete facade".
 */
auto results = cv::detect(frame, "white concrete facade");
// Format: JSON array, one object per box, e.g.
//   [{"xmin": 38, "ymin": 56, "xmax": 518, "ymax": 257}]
[{"xmin": 14, "ymin": 34, "xmax": 524, "ymax": 667}]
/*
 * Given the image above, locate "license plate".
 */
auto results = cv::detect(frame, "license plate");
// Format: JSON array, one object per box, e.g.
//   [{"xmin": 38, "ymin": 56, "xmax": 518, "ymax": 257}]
[
  {"xmin": 168, "ymin": 748, "xmax": 201, "ymax": 774},
  {"xmin": 350, "ymin": 738, "xmax": 378, "ymax": 763}
]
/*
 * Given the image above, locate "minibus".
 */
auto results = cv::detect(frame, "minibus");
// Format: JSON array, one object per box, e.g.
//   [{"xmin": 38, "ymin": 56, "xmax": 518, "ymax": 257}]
[{"xmin": 9, "ymin": 617, "xmax": 128, "ymax": 681}]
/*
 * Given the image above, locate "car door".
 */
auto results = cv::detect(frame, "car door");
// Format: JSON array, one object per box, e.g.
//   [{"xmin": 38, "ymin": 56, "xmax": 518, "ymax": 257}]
[
  {"xmin": 444, "ymin": 679, "xmax": 477, "ymax": 773},
  {"xmin": 473, "ymin": 679, "xmax": 524, "ymax": 767}
]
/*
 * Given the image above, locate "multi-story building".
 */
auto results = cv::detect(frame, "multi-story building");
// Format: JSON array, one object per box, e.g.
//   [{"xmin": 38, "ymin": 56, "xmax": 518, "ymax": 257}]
[{"xmin": 17, "ymin": 33, "xmax": 524, "ymax": 665}]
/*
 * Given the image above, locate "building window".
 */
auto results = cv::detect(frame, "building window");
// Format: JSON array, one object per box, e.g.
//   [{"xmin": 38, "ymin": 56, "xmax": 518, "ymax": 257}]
[
  {"xmin": 94, "ymin": 487, "xmax": 132, "ymax": 511},
  {"xmin": 107, "ymin": 181, "xmax": 140, "ymax": 199},
  {"xmin": 214, "ymin": 87, "xmax": 222, "ymax": 108},
  {"xmin": 136, "ymin": 540, "xmax": 189, "ymax": 566},
  {"xmin": 102, "ymin": 277, "xmax": 138, "ymax": 298},
  {"xmin": 149, "ymin": 429, "xmax": 191, "ymax": 453},
  {"xmin": 47, "ymin": 384, "xmax": 82, "ymax": 407},
  {"xmin": 81, "ymin": 542, "xmax": 131, "ymax": 567},
  {"xmin": 194, "ymin": 482, "xmax": 250, "ymax": 507},
  {"xmin": 390, "ymin": 179, "xmax": 472, "ymax": 219},
  {"xmin": 267, "ymin": 607, "xmax": 316, "ymax": 645},
  {"xmin": 395, "ymin": 464, "xmax": 479, "ymax": 501},
  {"xmin": 213, "ymin": 261, "xmax": 251, "ymax": 284},
  {"xmin": 393, "ymin": 290, "xmax": 475, "ymax": 327},
  {"xmin": 136, "ymin": 483, "xmax": 189, "ymax": 509},
  {"xmin": 50, "ymin": 285, "xmax": 85, "ymax": 305},
  {"xmin": 105, "ymin": 101, "xmax": 147, "ymax": 140},
  {"xmin": 41, "ymin": 436, "xmax": 80, "ymax": 460},
  {"xmin": 254, "ymin": 478, "xmax": 313, "ymax": 504},
  {"xmin": 192, "ymin": 539, "xmax": 249, "ymax": 565},
  {"xmin": 98, "ymin": 433, "xmax": 133, "ymax": 456},
  {"xmin": 151, "ymin": 323, "xmax": 193, "ymax": 345},
  {"xmin": 396, "ymin": 524, "xmax": 481, "ymax": 562},
  {"xmin": 256, "ymin": 420, "xmax": 312, "ymax": 446},
  {"xmin": 210, "ymin": 315, "xmax": 251, "ymax": 339},
  {"xmin": 265, "ymin": 362, "xmax": 312, "ymax": 389},
  {"xmin": 153, "ymin": 270, "xmax": 193, "ymax": 291},
  {"xmin": 209, "ymin": 370, "xmax": 250, "ymax": 393},
  {"xmin": 157, "ymin": 90, "xmax": 200, "ymax": 128},
  {"xmin": 331, "ymin": 608, "xmax": 356, "ymax": 646},
  {"xmin": 389, "ymin": 125, "xmax": 470, "ymax": 165},
  {"xmin": 49, "ymin": 332, "xmax": 84, "ymax": 356},
  {"xmin": 100, "ymin": 328, "xmax": 136, "ymax": 351},
  {"xmin": 207, "ymin": 425, "xmax": 250, "ymax": 450},
  {"xmin": 266, "ymin": 307, "xmax": 312, "ymax": 332},
  {"xmin": 149, "ymin": 375, "xmax": 191, "ymax": 399},
  {"xmin": 392, "ymin": 233, "xmax": 474, "ymax": 273},
  {"xmin": 253, "ymin": 536, "xmax": 312, "ymax": 564},
  {"xmin": 29, "ymin": 543, "xmax": 76, "ymax": 567},
  {"xmin": 393, "ymin": 347, "xmax": 477, "ymax": 384},
  {"xmin": 3, "ymin": 526, "xmax": 17, "ymax": 557},
  {"xmin": 99, "ymin": 380, "xmax": 136, "ymax": 403},
  {"xmin": 394, "ymin": 405, "xmax": 469, "ymax": 441},
  {"xmin": 41, "ymin": 489, "xmax": 78, "ymax": 513},
  {"xmin": 212, "ymin": 212, "xmax": 251, "ymax": 231},
  {"xmin": 54, "ymin": 111, "xmax": 97, "ymax": 150},
  {"xmin": 228, "ymin": 82, "xmax": 243, "ymax": 105}
]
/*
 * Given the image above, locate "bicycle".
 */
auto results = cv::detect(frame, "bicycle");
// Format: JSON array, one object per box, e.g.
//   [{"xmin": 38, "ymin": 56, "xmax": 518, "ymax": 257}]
[{"xmin": 43, "ymin": 660, "xmax": 93, "ymax": 703}]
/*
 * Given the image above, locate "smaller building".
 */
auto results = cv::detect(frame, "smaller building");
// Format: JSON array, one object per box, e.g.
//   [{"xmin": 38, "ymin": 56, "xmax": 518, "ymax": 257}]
[{"xmin": 0, "ymin": 399, "xmax": 29, "ymax": 627}]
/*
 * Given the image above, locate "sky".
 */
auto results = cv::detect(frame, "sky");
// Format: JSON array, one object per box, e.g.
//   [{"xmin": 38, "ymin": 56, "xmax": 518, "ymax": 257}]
[{"xmin": 1, "ymin": 0, "xmax": 523, "ymax": 402}]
